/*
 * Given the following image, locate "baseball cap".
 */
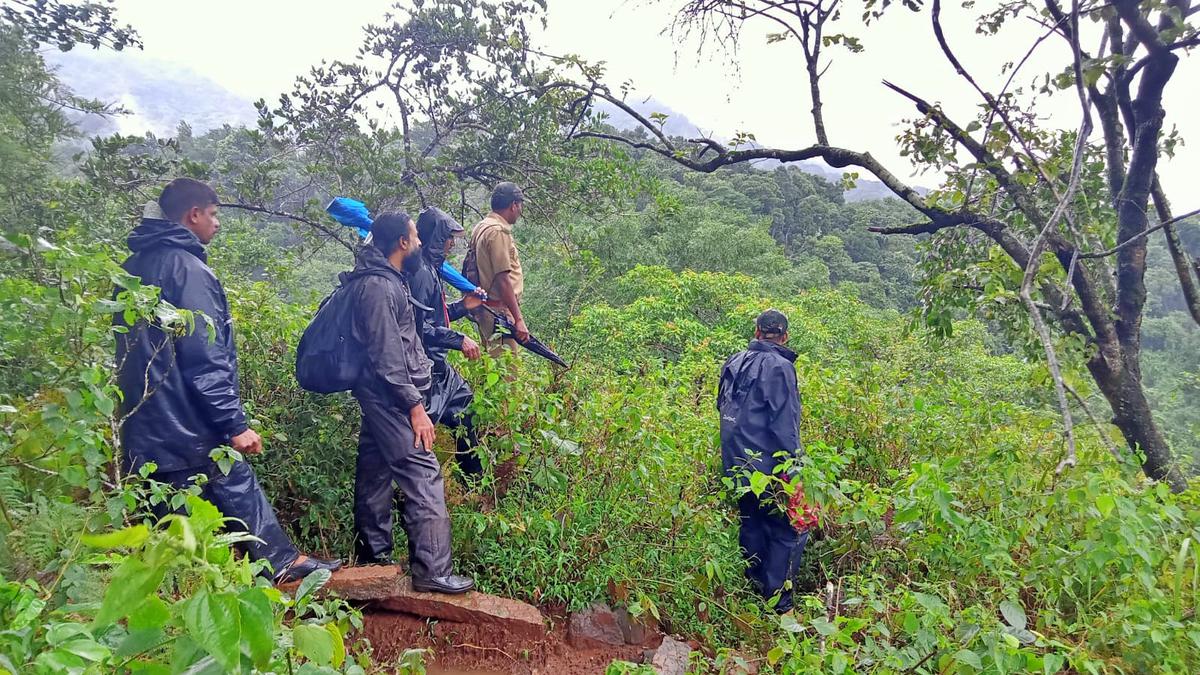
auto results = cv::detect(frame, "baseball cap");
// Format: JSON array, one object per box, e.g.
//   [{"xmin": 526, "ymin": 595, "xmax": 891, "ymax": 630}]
[
  {"xmin": 756, "ymin": 309, "xmax": 789, "ymax": 337},
  {"xmin": 491, "ymin": 182, "xmax": 525, "ymax": 210}
]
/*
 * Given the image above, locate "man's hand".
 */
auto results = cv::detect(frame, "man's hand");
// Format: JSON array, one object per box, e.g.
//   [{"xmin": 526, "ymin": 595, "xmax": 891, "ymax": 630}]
[
  {"xmin": 513, "ymin": 318, "xmax": 530, "ymax": 343},
  {"xmin": 231, "ymin": 428, "xmax": 263, "ymax": 455},
  {"xmin": 463, "ymin": 290, "xmax": 485, "ymax": 309},
  {"xmin": 461, "ymin": 336, "xmax": 482, "ymax": 360},
  {"xmin": 410, "ymin": 404, "xmax": 436, "ymax": 451}
]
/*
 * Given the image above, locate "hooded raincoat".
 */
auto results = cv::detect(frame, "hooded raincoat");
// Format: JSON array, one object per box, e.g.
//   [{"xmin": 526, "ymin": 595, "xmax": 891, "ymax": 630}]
[
  {"xmin": 409, "ymin": 208, "xmax": 482, "ymax": 476},
  {"xmin": 116, "ymin": 216, "xmax": 248, "ymax": 472},
  {"xmin": 716, "ymin": 338, "xmax": 806, "ymax": 613},
  {"xmin": 115, "ymin": 212, "xmax": 297, "ymax": 573}
]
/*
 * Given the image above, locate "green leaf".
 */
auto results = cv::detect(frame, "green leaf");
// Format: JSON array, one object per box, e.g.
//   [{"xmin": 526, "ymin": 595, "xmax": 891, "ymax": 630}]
[
  {"xmin": 182, "ymin": 590, "xmax": 242, "ymax": 672},
  {"xmin": 1095, "ymin": 494, "xmax": 1115, "ymax": 518},
  {"xmin": 1043, "ymin": 653, "xmax": 1065, "ymax": 674},
  {"xmin": 779, "ymin": 613, "xmax": 803, "ymax": 633},
  {"xmin": 294, "ymin": 623, "xmax": 334, "ymax": 666},
  {"xmin": 116, "ymin": 628, "xmax": 167, "ymax": 660},
  {"xmin": 46, "ymin": 623, "xmax": 90, "ymax": 646},
  {"xmin": 295, "ymin": 567, "xmax": 332, "ymax": 604},
  {"xmin": 914, "ymin": 592, "xmax": 947, "ymax": 613},
  {"xmin": 749, "ymin": 471, "xmax": 771, "ymax": 498},
  {"xmin": 35, "ymin": 650, "xmax": 85, "ymax": 673},
  {"xmin": 1000, "ymin": 599, "xmax": 1027, "ymax": 631},
  {"xmin": 129, "ymin": 595, "xmax": 171, "ymax": 631},
  {"xmin": 953, "ymin": 649, "xmax": 983, "ymax": 670},
  {"xmin": 1174, "ymin": 537, "xmax": 1191, "ymax": 615},
  {"xmin": 325, "ymin": 622, "xmax": 346, "ymax": 669},
  {"xmin": 178, "ymin": 655, "xmax": 225, "ymax": 675},
  {"xmin": 164, "ymin": 514, "xmax": 197, "ymax": 554},
  {"xmin": 812, "ymin": 617, "xmax": 838, "ymax": 636},
  {"xmin": 186, "ymin": 496, "xmax": 224, "ymax": 538},
  {"xmin": 59, "ymin": 638, "xmax": 111, "ymax": 662},
  {"xmin": 81, "ymin": 524, "xmax": 150, "ymax": 550},
  {"xmin": 238, "ymin": 588, "xmax": 275, "ymax": 669},
  {"xmin": 767, "ymin": 646, "xmax": 786, "ymax": 665},
  {"xmin": 93, "ymin": 557, "xmax": 165, "ymax": 629}
]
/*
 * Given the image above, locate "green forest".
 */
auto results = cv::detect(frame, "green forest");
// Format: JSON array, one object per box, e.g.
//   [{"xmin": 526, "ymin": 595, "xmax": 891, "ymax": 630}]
[{"xmin": 1, "ymin": 0, "xmax": 1199, "ymax": 673}]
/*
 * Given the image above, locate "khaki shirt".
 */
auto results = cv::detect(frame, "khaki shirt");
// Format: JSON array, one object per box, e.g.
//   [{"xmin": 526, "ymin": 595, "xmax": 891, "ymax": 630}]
[{"xmin": 471, "ymin": 212, "xmax": 523, "ymax": 300}]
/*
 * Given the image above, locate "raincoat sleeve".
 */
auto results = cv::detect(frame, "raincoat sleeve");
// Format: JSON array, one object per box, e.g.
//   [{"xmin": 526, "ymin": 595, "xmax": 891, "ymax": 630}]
[
  {"xmin": 411, "ymin": 266, "xmax": 466, "ymax": 351},
  {"xmin": 172, "ymin": 265, "xmax": 248, "ymax": 439},
  {"xmin": 446, "ymin": 299, "xmax": 468, "ymax": 322},
  {"xmin": 421, "ymin": 316, "xmax": 466, "ymax": 352},
  {"xmin": 354, "ymin": 276, "xmax": 424, "ymax": 409},
  {"xmin": 760, "ymin": 361, "xmax": 801, "ymax": 454}
]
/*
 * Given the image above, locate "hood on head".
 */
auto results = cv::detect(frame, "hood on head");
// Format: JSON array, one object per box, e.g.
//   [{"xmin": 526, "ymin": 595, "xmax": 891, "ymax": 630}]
[
  {"xmin": 416, "ymin": 207, "xmax": 463, "ymax": 268},
  {"xmin": 126, "ymin": 211, "xmax": 206, "ymax": 261}
]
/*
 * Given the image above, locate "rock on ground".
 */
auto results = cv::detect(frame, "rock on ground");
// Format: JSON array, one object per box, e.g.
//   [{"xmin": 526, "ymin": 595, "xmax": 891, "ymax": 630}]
[
  {"xmin": 649, "ymin": 636, "xmax": 693, "ymax": 675},
  {"xmin": 280, "ymin": 565, "xmax": 546, "ymax": 640},
  {"xmin": 376, "ymin": 577, "xmax": 546, "ymax": 639},
  {"xmin": 615, "ymin": 606, "xmax": 658, "ymax": 646},
  {"xmin": 567, "ymin": 603, "xmax": 626, "ymax": 649}
]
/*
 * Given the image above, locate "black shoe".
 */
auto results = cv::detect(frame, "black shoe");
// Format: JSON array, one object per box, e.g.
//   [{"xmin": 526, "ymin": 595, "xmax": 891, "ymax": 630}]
[
  {"xmin": 412, "ymin": 574, "xmax": 474, "ymax": 594},
  {"xmin": 275, "ymin": 556, "xmax": 342, "ymax": 585},
  {"xmin": 358, "ymin": 556, "xmax": 396, "ymax": 566}
]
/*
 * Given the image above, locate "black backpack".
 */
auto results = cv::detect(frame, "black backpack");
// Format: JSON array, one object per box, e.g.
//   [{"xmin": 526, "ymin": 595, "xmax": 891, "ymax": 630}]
[{"xmin": 295, "ymin": 270, "xmax": 389, "ymax": 394}]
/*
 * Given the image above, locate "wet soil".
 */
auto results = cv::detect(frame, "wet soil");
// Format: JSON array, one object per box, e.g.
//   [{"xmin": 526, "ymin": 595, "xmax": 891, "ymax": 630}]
[{"xmin": 360, "ymin": 606, "xmax": 659, "ymax": 675}]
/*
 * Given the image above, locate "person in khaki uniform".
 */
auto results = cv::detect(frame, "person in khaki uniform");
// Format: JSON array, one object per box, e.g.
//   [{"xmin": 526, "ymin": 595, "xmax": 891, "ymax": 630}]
[{"xmin": 469, "ymin": 182, "xmax": 529, "ymax": 356}]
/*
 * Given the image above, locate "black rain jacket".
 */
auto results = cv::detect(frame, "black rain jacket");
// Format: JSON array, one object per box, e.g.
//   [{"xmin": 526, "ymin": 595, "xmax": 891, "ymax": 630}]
[
  {"xmin": 350, "ymin": 245, "xmax": 433, "ymax": 410},
  {"xmin": 717, "ymin": 339, "xmax": 802, "ymax": 481},
  {"xmin": 116, "ymin": 217, "xmax": 248, "ymax": 473},
  {"xmin": 410, "ymin": 208, "xmax": 469, "ymax": 367}
]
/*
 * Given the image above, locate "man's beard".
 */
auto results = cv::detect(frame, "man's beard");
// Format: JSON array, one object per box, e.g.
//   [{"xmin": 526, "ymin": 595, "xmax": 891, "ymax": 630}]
[{"xmin": 402, "ymin": 246, "xmax": 424, "ymax": 276}]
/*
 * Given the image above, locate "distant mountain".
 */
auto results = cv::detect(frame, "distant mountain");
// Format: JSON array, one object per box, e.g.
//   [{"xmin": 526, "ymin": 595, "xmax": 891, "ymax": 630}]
[
  {"xmin": 47, "ymin": 49, "xmax": 257, "ymax": 138},
  {"xmin": 592, "ymin": 97, "xmax": 706, "ymax": 138}
]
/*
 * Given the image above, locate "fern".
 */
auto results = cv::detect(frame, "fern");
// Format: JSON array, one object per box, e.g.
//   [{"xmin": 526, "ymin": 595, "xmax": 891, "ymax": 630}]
[{"xmin": 1, "ymin": 493, "xmax": 87, "ymax": 578}]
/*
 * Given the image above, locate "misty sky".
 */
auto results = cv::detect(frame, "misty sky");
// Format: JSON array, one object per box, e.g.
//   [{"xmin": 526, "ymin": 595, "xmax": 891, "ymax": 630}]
[{"xmin": 81, "ymin": 0, "xmax": 1199, "ymax": 198}]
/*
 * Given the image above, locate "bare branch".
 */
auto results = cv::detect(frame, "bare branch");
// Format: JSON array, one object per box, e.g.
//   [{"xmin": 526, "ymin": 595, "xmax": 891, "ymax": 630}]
[
  {"xmin": 219, "ymin": 203, "xmax": 357, "ymax": 254},
  {"xmin": 1078, "ymin": 206, "xmax": 1200, "ymax": 259}
]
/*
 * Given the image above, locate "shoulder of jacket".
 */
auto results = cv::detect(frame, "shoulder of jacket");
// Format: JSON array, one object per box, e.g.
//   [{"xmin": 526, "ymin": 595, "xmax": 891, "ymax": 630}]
[{"xmin": 158, "ymin": 248, "xmax": 216, "ymax": 282}]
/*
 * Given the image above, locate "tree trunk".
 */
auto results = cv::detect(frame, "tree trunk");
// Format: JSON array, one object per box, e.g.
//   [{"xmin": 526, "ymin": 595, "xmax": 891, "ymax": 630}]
[{"xmin": 1087, "ymin": 351, "xmax": 1188, "ymax": 492}]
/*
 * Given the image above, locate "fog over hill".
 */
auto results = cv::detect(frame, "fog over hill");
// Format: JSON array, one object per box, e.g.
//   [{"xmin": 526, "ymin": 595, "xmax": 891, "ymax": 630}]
[
  {"xmin": 50, "ymin": 50, "xmax": 910, "ymax": 200},
  {"xmin": 47, "ymin": 48, "xmax": 258, "ymax": 138}
]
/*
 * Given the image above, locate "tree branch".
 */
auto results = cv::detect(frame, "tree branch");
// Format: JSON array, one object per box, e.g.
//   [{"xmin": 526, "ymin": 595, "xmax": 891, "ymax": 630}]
[
  {"xmin": 1078, "ymin": 206, "xmax": 1200, "ymax": 259},
  {"xmin": 219, "ymin": 203, "xmax": 357, "ymax": 254}
]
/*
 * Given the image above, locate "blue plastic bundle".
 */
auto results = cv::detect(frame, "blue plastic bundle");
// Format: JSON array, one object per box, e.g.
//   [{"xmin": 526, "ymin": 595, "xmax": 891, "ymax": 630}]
[{"xmin": 325, "ymin": 197, "xmax": 373, "ymax": 239}]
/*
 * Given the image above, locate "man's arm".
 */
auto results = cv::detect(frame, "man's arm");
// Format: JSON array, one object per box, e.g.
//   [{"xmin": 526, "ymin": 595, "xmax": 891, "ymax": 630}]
[
  {"xmin": 172, "ymin": 265, "xmax": 250, "ymax": 444},
  {"xmin": 761, "ymin": 364, "xmax": 801, "ymax": 454},
  {"xmin": 355, "ymin": 278, "xmax": 437, "ymax": 448},
  {"xmin": 421, "ymin": 315, "xmax": 466, "ymax": 352},
  {"xmin": 492, "ymin": 271, "xmax": 529, "ymax": 342}
]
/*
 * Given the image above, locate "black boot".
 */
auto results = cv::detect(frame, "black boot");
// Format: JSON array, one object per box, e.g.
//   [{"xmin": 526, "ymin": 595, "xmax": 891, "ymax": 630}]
[
  {"xmin": 413, "ymin": 574, "xmax": 474, "ymax": 594},
  {"xmin": 274, "ymin": 555, "xmax": 342, "ymax": 585}
]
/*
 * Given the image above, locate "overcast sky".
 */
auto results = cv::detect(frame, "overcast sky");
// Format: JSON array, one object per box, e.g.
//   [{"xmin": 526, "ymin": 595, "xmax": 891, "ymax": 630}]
[{"xmin": 91, "ymin": 0, "xmax": 1198, "ymax": 198}]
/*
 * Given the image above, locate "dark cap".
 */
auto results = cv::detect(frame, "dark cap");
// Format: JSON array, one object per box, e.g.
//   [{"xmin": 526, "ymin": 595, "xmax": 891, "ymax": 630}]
[
  {"xmin": 371, "ymin": 211, "xmax": 413, "ymax": 255},
  {"xmin": 756, "ymin": 308, "xmax": 789, "ymax": 337},
  {"xmin": 490, "ymin": 181, "xmax": 525, "ymax": 211}
]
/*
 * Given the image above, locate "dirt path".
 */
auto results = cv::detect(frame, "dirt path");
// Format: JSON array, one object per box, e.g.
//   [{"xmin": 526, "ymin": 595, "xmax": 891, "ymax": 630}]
[{"xmin": 361, "ymin": 608, "xmax": 657, "ymax": 675}]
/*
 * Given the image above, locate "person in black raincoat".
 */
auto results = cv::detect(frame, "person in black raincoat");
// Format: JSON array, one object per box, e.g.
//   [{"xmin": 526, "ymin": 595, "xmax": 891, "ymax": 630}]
[
  {"xmin": 116, "ymin": 178, "xmax": 340, "ymax": 584},
  {"xmin": 717, "ymin": 309, "xmax": 807, "ymax": 613},
  {"xmin": 348, "ymin": 211, "xmax": 474, "ymax": 594},
  {"xmin": 410, "ymin": 207, "xmax": 485, "ymax": 478}
]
